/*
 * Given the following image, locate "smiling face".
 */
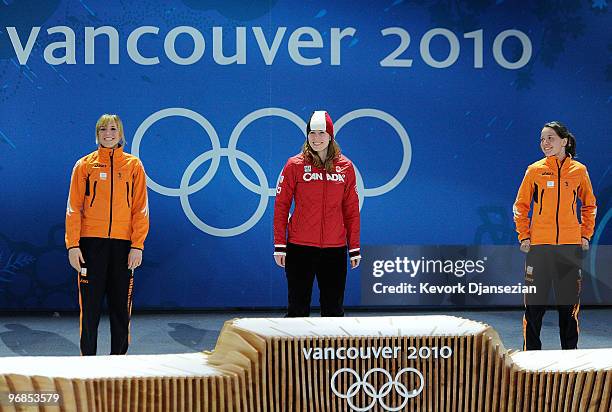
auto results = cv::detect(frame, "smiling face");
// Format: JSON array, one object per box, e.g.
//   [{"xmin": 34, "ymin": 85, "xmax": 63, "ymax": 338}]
[
  {"xmin": 97, "ymin": 120, "xmax": 121, "ymax": 148},
  {"xmin": 95, "ymin": 114, "xmax": 125, "ymax": 148},
  {"xmin": 308, "ymin": 130, "xmax": 331, "ymax": 156},
  {"xmin": 540, "ymin": 127, "xmax": 567, "ymax": 158}
]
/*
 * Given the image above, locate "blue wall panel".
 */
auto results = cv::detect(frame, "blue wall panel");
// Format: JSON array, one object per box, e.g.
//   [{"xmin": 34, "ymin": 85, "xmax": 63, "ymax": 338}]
[{"xmin": 0, "ymin": 0, "xmax": 610, "ymax": 309}]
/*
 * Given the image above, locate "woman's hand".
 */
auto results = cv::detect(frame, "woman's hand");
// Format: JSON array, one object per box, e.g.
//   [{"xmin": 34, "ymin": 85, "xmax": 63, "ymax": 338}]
[
  {"xmin": 128, "ymin": 248, "xmax": 143, "ymax": 270},
  {"xmin": 68, "ymin": 248, "xmax": 85, "ymax": 272},
  {"xmin": 581, "ymin": 238, "xmax": 589, "ymax": 251},
  {"xmin": 274, "ymin": 254, "xmax": 286, "ymax": 268},
  {"xmin": 520, "ymin": 239, "xmax": 531, "ymax": 253},
  {"xmin": 350, "ymin": 256, "xmax": 361, "ymax": 269}
]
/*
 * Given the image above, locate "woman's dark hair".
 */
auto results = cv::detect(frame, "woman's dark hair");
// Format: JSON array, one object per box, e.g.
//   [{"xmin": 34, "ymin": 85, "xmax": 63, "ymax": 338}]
[{"xmin": 543, "ymin": 121, "xmax": 577, "ymax": 158}]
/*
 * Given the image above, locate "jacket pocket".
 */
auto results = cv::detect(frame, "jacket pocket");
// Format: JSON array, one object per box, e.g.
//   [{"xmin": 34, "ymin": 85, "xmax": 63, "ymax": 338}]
[
  {"xmin": 538, "ymin": 189, "xmax": 544, "ymax": 215},
  {"xmin": 126, "ymin": 182, "xmax": 131, "ymax": 208},
  {"xmin": 288, "ymin": 210, "xmax": 300, "ymax": 234},
  {"xmin": 89, "ymin": 181, "xmax": 97, "ymax": 207},
  {"xmin": 572, "ymin": 189, "xmax": 577, "ymax": 215}
]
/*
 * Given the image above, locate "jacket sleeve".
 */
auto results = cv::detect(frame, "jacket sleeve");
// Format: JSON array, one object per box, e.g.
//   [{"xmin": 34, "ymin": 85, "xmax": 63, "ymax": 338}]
[
  {"xmin": 513, "ymin": 167, "xmax": 533, "ymax": 243},
  {"xmin": 342, "ymin": 162, "xmax": 361, "ymax": 258},
  {"xmin": 578, "ymin": 168, "xmax": 597, "ymax": 241},
  {"xmin": 65, "ymin": 159, "xmax": 86, "ymax": 249},
  {"xmin": 273, "ymin": 160, "xmax": 296, "ymax": 256},
  {"xmin": 130, "ymin": 160, "xmax": 150, "ymax": 250}
]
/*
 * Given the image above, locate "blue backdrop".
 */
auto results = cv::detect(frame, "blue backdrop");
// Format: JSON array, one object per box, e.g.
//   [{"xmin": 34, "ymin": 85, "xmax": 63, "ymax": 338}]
[{"xmin": 1, "ymin": 0, "xmax": 610, "ymax": 309}]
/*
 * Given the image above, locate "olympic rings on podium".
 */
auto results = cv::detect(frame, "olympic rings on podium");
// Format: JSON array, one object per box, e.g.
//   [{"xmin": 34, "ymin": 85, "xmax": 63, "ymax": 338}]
[{"xmin": 330, "ymin": 367, "xmax": 424, "ymax": 412}]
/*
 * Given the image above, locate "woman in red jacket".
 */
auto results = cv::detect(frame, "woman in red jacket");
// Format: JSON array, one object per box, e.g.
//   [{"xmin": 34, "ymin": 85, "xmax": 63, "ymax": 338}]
[
  {"xmin": 273, "ymin": 111, "xmax": 361, "ymax": 317},
  {"xmin": 513, "ymin": 121, "xmax": 596, "ymax": 350},
  {"xmin": 66, "ymin": 114, "xmax": 149, "ymax": 355}
]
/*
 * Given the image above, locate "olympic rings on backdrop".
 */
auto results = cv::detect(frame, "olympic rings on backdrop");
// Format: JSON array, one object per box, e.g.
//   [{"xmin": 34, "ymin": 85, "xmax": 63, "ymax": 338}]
[{"xmin": 132, "ymin": 107, "xmax": 412, "ymax": 237}]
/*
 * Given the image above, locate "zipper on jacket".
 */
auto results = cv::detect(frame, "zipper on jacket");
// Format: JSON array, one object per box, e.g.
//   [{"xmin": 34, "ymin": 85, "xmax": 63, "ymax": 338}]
[
  {"xmin": 320, "ymin": 171, "xmax": 327, "ymax": 247},
  {"xmin": 555, "ymin": 159, "xmax": 565, "ymax": 244},
  {"xmin": 89, "ymin": 181, "xmax": 97, "ymax": 207},
  {"xmin": 572, "ymin": 190, "xmax": 577, "ymax": 215},
  {"xmin": 108, "ymin": 151, "xmax": 114, "ymax": 237},
  {"xmin": 533, "ymin": 183, "xmax": 539, "ymax": 203},
  {"xmin": 126, "ymin": 182, "xmax": 131, "ymax": 208},
  {"xmin": 538, "ymin": 189, "xmax": 544, "ymax": 215}
]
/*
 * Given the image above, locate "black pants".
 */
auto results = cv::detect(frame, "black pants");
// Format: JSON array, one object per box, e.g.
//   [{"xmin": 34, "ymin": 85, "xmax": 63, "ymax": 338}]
[
  {"xmin": 285, "ymin": 243, "xmax": 347, "ymax": 317},
  {"xmin": 523, "ymin": 245, "xmax": 582, "ymax": 351},
  {"xmin": 78, "ymin": 237, "xmax": 134, "ymax": 355}
]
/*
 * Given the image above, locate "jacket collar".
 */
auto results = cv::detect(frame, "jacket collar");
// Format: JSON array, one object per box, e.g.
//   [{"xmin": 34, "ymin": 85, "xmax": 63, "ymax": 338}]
[
  {"xmin": 97, "ymin": 145, "xmax": 124, "ymax": 162},
  {"xmin": 544, "ymin": 155, "xmax": 571, "ymax": 170}
]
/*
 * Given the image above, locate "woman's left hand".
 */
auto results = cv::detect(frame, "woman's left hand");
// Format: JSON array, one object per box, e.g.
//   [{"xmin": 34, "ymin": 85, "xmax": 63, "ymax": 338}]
[
  {"xmin": 128, "ymin": 248, "xmax": 143, "ymax": 270},
  {"xmin": 581, "ymin": 238, "xmax": 589, "ymax": 251},
  {"xmin": 350, "ymin": 257, "xmax": 361, "ymax": 269}
]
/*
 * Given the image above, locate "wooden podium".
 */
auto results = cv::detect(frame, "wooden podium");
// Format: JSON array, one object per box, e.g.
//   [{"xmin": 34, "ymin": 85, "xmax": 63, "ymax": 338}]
[{"xmin": 1, "ymin": 316, "xmax": 611, "ymax": 411}]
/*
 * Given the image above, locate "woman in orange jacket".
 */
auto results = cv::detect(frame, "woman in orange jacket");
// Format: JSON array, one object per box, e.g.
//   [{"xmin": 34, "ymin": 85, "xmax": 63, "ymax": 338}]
[
  {"xmin": 513, "ymin": 121, "xmax": 597, "ymax": 350},
  {"xmin": 65, "ymin": 114, "xmax": 149, "ymax": 355}
]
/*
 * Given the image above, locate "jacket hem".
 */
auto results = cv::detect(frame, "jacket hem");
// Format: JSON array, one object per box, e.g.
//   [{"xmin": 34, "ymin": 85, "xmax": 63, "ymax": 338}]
[{"xmin": 288, "ymin": 239, "xmax": 350, "ymax": 248}]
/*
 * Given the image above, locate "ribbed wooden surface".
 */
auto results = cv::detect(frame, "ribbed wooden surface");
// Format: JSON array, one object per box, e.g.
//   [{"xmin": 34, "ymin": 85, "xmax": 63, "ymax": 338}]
[
  {"xmin": 1, "ymin": 316, "xmax": 611, "ymax": 411},
  {"xmin": 0, "ymin": 373, "xmax": 245, "ymax": 411},
  {"xmin": 0, "ymin": 353, "xmax": 244, "ymax": 412},
  {"xmin": 209, "ymin": 316, "xmax": 612, "ymax": 412}
]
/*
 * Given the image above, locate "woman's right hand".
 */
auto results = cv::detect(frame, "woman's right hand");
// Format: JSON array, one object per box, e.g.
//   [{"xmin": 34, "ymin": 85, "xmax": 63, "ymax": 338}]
[
  {"xmin": 519, "ymin": 239, "xmax": 531, "ymax": 253},
  {"xmin": 274, "ymin": 254, "xmax": 286, "ymax": 268},
  {"xmin": 68, "ymin": 248, "xmax": 85, "ymax": 272}
]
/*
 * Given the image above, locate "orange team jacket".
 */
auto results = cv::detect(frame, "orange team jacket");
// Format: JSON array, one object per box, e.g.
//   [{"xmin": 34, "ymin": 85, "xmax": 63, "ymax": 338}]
[
  {"xmin": 513, "ymin": 156, "xmax": 597, "ymax": 245},
  {"xmin": 65, "ymin": 145, "xmax": 149, "ymax": 250}
]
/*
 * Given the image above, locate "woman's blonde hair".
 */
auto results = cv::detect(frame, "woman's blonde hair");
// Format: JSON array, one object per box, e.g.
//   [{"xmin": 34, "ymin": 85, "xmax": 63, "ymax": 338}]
[
  {"xmin": 301, "ymin": 138, "xmax": 341, "ymax": 173},
  {"xmin": 95, "ymin": 114, "xmax": 126, "ymax": 146}
]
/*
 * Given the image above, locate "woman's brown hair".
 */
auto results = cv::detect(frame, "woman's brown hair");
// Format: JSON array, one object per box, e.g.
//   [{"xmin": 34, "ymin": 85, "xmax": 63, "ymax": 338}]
[{"xmin": 301, "ymin": 139, "xmax": 341, "ymax": 173}]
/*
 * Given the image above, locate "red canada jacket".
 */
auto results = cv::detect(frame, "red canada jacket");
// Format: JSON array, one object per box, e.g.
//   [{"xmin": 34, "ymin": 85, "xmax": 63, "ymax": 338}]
[{"xmin": 273, "ymin": 154, "xmax": 361, "ymax": 258}]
